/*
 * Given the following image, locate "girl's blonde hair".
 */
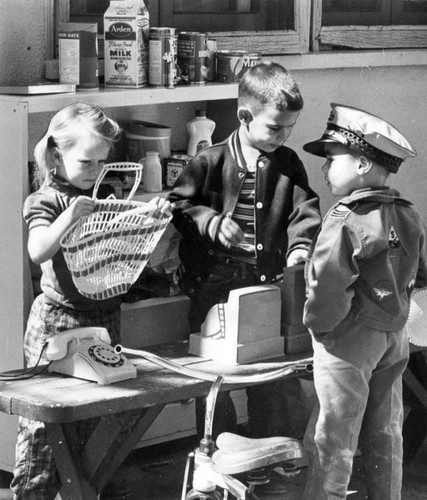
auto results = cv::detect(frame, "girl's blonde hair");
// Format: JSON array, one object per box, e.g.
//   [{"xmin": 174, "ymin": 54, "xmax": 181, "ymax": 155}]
[{"xmin": 33, "ymin": 102, "xmax": 121, "ymax": 186}]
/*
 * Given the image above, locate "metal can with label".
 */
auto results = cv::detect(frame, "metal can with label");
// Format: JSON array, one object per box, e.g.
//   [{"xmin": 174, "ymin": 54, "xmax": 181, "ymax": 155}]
[
  {"xmin": 166, "ymin": 154, "xmax": 189, "ymax": 187},
  {"xmin": 206, "ymin": 39, "xmax": 217, "ymax": 81},
  {"xmin": 216, "ymin": 50, "xmax": 262, "ymax": 83},
  {"xmin": 177, "ymin": 32, "xmax": 208, "ymax": 86},
  {"xmin": 149, "ymin": 27, "xmax": 178, "ymax": 88}
]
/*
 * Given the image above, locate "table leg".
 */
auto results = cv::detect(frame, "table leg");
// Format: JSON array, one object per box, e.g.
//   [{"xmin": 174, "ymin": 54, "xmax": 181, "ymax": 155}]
[
  {"xmin": 46, "ymin": 404, "xmax": 166, "ymax": 499},
  {"xmin": 403, "ymin": 361, "xmax": 427, "ymax": 410},
  {"xmin": 45, "ymin": 422, "xmax": 97, "ymax": 500},
  {"xmin": 82, "ymin": 404, "xmax": 166, "ymax": 492}
]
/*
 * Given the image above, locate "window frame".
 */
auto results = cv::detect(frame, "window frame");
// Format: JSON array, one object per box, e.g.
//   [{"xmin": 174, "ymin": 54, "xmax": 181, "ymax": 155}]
[
  {"xmin": 55, "ymin": 0, "xmax": 427, "ymax": 56},
  {"xmin": 158, "ymin": 0, "xmax": 310, "ymax": 55},
  {"xmin": 61, "ymin": 0, "xmax": 311, "ymax": 56},
  {"xmin": 311, "ymin": 0, "xmax": 427, "ymax": 51}
]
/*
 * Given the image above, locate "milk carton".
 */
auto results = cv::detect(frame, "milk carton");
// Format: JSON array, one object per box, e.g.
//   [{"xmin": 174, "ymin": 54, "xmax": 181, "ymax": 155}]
[{"xmin": 104, "ymin": 0, "xmax": 149, "ymax": 88}]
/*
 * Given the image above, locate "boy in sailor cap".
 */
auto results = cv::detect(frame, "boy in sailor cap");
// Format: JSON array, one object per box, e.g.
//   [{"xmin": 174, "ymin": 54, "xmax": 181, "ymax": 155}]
[{"xmin": 301, "ymin": 103, "xmax": 427, "ymax": 499}]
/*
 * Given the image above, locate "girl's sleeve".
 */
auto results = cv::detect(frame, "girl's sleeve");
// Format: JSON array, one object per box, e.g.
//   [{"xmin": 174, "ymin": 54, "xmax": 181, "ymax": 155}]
[
  {"xmin": 303, "ymin": 214, "xmax": 365, "ymax": 334},
  {"xmin": 23, "ymin": 191, "xmax": 61, "ymax": 230}
]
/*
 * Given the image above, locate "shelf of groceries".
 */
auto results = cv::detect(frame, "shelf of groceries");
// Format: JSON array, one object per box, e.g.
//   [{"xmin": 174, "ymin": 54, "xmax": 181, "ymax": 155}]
[{"xmin": 0, "ymin": 82, "xmax": 239, "ymax": 114}]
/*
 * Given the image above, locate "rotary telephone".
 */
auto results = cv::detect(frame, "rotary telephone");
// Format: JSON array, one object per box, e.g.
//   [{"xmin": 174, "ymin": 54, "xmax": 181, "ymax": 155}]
[{"xmin": 45, "ymin": 327, "xmax": 137, "ymax": 385}]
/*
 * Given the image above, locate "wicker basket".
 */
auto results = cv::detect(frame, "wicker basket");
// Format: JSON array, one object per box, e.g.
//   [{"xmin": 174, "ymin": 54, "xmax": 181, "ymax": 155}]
[{"xmin": 60, "ymin": 162, "xmax": 172, "ymax": 300}]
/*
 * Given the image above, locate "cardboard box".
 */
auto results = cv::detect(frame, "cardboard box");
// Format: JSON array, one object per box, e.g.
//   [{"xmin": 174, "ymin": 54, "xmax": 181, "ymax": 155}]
[
  {"xmin": 283, "ymin": 333, "xmax": 312, "ymax": 354},
  {"xmin": 121, "ymin": 295, "xmax": 190, "ymax": 348},
  {"xmin": 276, "ymin": 264, "xmax": 306, "ymax": 325},
  {"xmin": 58, "ymin": 22, "xmax": 98, "ymax": 89},
  {"xmin": 277, "ymin": 264, "xmax": 312, "ymax": 354}
]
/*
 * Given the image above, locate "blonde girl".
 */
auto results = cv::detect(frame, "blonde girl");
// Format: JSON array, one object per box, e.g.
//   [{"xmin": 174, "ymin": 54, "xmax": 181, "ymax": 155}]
[{"xmin": 12, "ymin": 102, "xmax": 169, "ymax": 500}]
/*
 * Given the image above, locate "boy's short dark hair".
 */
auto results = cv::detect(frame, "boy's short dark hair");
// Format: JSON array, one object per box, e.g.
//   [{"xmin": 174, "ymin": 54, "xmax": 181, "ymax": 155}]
[{"xmin": 238, "ymin": 61, "xmax": 304, "ymax": 113}]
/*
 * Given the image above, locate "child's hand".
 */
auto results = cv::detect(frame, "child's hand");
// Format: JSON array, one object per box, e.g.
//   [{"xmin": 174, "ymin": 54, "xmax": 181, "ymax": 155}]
[
  {"xmin": 148, "ymin": 197, "xmax": 174, "ymax": 213},
  {"xmin": 287, "ymin": 248, "xmax": 309, "ymax": 266},
  {"xmin": 217, "ymin": 217, "xmax": 244, "ymax": 249},
  {"xmin": 68, "ymin": 196, "xmax": 96, "ymax": 223}
]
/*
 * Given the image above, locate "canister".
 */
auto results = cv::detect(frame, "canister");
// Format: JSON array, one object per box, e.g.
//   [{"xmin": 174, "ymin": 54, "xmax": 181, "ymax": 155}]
[
  {"xmin": 177, "ymin": 32, "xmax": 208, "ymax": 85},
  {"xmin": 126, "ymin": 121, "xmax": 171, "ymax": 164},
  {"xmin": 166, "ymin": 154, "xmax": 189, "ymax": 187},
  {"xmin": 149, "ymin": 27, "xmax": 178, "ymax": 88},
  {"xmin": 216, "ymin": 50, "xmax": 261, "ymax": 83}
]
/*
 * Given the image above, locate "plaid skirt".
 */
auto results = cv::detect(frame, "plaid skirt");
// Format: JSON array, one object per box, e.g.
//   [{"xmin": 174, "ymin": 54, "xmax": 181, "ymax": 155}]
[
  {"xmin": 11, "ymin": 294, "xmax": 121, "ymax": 500},
  {"xmin": 23, "ymin": 293, "xmax": 121, "ymax": 366}
]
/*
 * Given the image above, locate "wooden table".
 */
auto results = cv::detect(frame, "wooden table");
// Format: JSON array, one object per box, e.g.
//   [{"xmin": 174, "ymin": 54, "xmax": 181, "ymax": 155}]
[
  {"xmin": 403, "ymin": 345, "xmax": 427, "ymax": 410},
  {"xmin": 0, "ymin": 341, "xmax": 313, "ymax": 500}
]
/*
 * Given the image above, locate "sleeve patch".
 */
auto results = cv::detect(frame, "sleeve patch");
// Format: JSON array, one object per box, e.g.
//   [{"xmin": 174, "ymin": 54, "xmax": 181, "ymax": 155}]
[
  {"xmin": 388, "ymin": 223, "xmax": 401, "ymax": 249},
  {"xmin": 371, "ymin": 280, "xmax": 394, "ymax": 302},
  {"xmin": 330, "ymin": 205, "xmax": 351, "ymax": 219}
]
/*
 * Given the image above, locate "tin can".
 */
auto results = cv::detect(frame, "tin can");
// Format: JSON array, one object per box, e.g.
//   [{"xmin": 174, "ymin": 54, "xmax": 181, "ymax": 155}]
[
  {"xmin": 177, "ymin": 32, "xmax": 208, "ymax": 85},
  {"xmin": 206, "ymin": 39, "xmax": 217, "ymax": 81},
  {"xmin": 166, "ymin": 154, "xmax": 189, "ymax": 187},
  {"xmin": 149, "ymin": 27, "xmax": 177, "ymax": 88},
  {"xmin": 216, "ymin": 50, "xmax": 261, "ymax": 83}
]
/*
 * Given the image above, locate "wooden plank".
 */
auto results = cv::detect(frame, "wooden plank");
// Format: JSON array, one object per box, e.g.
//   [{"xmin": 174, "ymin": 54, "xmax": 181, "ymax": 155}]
[
  {"xmin": 296, "ymin": 0, "xmax": 311, "ymax": 53},
  {"xmin": 311, "ymin": 0, "xmax": 322, "ymax": 52},
  {"xmin": 210, "ymin": 31, "xmax": 303, "ymax": 54},
  {"xmin": 319, "ymin": 25, "xmax": 427, "ymax": 50}
]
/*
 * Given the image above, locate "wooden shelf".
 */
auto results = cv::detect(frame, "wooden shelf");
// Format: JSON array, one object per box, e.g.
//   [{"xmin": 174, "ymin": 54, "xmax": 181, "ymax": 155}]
[{"xmin": 0, "ymin": 82, "xmax": 238, "ymax": 114}]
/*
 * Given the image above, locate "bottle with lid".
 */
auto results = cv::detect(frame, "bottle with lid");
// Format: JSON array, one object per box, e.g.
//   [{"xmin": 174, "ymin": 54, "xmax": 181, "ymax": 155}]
[
  {"xmin": 141, "ymin": 151, "xmax": 163, "ymax": 192},
  {"xmin": 186, "ymin": 109, "xmax": 216, "ymax": 157}
]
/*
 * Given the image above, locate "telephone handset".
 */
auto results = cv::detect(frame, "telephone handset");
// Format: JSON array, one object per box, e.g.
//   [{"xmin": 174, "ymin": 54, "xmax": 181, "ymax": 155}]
[{"xmin": 46, "ymin": 327, "xmax": 137, "ymax": 385}]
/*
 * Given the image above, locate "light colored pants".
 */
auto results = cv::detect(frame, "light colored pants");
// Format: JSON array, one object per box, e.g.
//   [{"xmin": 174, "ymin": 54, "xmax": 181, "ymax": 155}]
[{"xmin": 302, "ymin": 323, "xmax": 409, "ymax": 500}]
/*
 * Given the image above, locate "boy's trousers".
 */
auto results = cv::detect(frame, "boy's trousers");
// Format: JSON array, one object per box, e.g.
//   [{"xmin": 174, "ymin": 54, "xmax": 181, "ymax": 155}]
[{"xmin": 302, "ymin": 323, "xmax": 409, "ymax": 500}]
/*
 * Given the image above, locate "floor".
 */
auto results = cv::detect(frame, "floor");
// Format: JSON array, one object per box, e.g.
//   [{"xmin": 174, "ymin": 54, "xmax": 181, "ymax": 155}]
[
  {"xmin": 1, "ymin": 432, "xmax": 427, "ymax": 499},
  {"xmin": 123, "ymin": 434, "xmax": 427, "ymax": 500}
]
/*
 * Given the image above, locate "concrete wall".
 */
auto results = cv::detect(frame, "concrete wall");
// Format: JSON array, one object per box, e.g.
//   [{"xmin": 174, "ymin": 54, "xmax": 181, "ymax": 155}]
[
  {"xmin": 0, "ymin": 1, "xmax": 47, "ymax": 85},
  {"xmin": 209, "ymin": 64, "xmax": 427, "ymax": 223}
]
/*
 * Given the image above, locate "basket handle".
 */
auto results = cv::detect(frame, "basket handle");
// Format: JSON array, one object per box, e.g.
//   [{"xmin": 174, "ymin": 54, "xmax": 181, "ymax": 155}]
[
  {"xmin": 106, "ymin": 204, "xmax": 159, "ymax": 227},
  {"xmin": 92, "ymin": 162, "xmax": 143, "ymax": 201}
]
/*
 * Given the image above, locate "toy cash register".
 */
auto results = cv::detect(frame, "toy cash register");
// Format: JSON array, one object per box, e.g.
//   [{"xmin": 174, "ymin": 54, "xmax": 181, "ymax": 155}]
[{"xmin": 189, "ymin": 285, "xmax": 284, "ymax": 365}]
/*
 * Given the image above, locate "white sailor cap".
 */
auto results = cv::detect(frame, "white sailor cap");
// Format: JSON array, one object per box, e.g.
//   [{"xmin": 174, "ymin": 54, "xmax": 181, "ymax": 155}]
[{"xmin": 303, "ymin": 103, "xmax": 416, "ymax": 172}]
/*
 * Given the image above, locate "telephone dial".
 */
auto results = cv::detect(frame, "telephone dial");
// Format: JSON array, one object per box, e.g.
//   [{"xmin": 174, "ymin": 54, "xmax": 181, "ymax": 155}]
[{"xmin": 45, "ymin": 327, "xmax": 137, "ymax": 385}]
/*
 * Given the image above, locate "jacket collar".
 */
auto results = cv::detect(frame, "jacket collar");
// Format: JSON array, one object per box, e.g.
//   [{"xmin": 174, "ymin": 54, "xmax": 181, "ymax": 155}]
[
  {"xmin": 228, "ymin": 129, "xmax": 268, "ymax": 173},
  {"xmin": 340, "ymin": 187, "xmax": 411, "ymax": 206}
]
